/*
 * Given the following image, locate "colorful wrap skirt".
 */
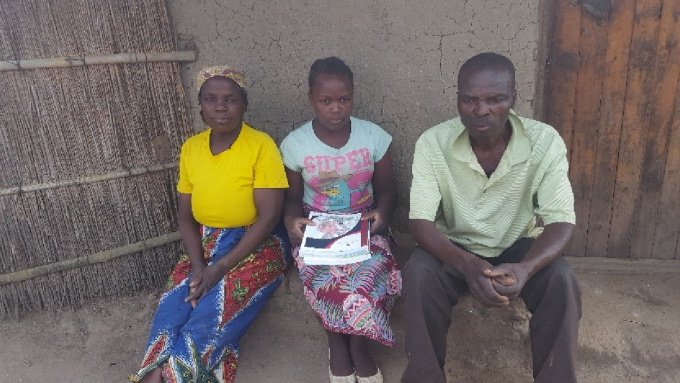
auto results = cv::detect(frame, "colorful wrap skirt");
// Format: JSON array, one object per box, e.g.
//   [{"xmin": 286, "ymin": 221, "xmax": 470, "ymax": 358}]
[
  {"xmin": 130, "ymin": 222, "xmax": 291, "ymax": 383},
  {"xmin": 293, "ymin": 207, "xmax": 402, "ymax": 347}
]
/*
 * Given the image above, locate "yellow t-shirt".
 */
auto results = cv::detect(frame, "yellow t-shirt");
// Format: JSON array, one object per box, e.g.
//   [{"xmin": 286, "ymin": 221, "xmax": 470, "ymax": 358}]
[{"xmin": 177, "ymin": 123, "xmax": 288, "ymax": 228}]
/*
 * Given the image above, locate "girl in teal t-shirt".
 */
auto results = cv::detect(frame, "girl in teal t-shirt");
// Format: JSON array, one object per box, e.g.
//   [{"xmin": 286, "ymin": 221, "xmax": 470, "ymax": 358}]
[{"xmin": 280, "ymin": 57, "xmax": 401, "ymax": 383}]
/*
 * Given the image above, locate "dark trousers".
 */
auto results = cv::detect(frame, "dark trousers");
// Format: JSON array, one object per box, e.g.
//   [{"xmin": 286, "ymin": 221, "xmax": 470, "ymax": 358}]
[{"xmin": 401, "ymin": 238, "xmax": 582, "ymax": 383}]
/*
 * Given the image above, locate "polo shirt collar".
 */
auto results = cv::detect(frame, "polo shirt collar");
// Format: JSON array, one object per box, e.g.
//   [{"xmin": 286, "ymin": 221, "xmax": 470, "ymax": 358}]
[{"xmin": 451, "ymin": 109, "xmax": 531, "ymax": 166}]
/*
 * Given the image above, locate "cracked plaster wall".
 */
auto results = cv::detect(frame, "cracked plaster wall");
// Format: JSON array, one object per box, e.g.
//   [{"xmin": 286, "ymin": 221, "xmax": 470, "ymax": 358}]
[{"xmin": 167, "ymin": 0, "xmax": 540, "ymax": 229}]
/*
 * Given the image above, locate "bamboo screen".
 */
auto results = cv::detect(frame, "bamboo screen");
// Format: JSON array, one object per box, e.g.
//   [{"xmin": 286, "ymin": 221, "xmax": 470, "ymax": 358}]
[{"xmin": 0, "ymin": 0, "xmax": 193, "ymax": 317}]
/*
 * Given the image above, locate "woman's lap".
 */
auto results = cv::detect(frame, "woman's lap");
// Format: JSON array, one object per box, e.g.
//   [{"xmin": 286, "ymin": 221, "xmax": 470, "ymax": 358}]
[{"xmin": 130, "ymin": 226, "xmax": 290, "ymax": 383}]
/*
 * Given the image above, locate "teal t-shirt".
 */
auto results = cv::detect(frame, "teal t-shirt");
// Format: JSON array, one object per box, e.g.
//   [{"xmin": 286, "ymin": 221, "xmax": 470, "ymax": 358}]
[{"xmin": 280, "ymin": 117, "xmax": 392, "ymax": 213}]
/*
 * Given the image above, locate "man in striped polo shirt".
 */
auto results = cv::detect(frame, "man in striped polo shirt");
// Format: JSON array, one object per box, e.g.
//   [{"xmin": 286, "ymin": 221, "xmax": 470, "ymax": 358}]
[{"xmin": 401, "ymin": 53, "xmax": 581, "ymax": 383}]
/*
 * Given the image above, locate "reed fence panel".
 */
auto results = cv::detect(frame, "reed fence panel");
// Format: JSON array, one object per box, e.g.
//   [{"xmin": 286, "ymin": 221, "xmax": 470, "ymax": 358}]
[{"xmin": 0, "ymin": 0, "xmax": 193, "ymax": 317}]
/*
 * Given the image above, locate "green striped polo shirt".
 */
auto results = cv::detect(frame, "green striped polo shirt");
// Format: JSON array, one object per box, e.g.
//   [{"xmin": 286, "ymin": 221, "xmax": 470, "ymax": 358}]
[{"xmin": 409, "ymin": 110, "xmax": 575, "ymax": 257}]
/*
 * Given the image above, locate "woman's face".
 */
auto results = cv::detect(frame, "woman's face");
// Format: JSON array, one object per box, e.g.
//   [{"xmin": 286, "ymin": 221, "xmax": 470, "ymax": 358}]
[{"xmin": 199, "ymin": 77, "xmax": 246, "ymax": 133}]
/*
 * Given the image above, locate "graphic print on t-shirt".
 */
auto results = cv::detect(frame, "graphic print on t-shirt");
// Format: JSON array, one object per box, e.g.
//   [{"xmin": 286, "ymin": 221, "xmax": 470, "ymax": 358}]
[{"xmin": 303, "ymin": 148, "xmax": 374, "ymax": 211}]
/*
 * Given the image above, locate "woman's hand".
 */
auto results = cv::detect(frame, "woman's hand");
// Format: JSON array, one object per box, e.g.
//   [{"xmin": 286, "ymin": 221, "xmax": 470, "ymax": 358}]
[
  {"xmin": 284, "ymin": 215, "xmax": 315, "ymax": 245},
  {"xmin": 361, "ymin": 209, "xmax": 389, "ymax": 234},
  {"xmin": 184, "ymin": 263, "xmax": 225, "ymax": 306},
  {"xmin": 184, "ymin": 188, "xmax": 284, "ymax": 308},
  {"xmin": 187, "ymin": 262, "xmax": 206, "ymax": 308}
]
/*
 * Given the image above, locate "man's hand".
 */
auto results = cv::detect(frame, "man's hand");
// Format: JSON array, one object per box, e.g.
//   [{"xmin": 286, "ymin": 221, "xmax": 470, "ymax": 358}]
[
  {"xmin": 462, "ymin": 257, "xmax": 510, "ymax": 307},
  {"xmin": 361, "ymin": 209, "xmax": 388, "ymax": 234},
  {"xmin": 485, "ymin": 263, "xmax": 531, "ymax": 300},
  {"xmin": 184, "ymin": 263, "xmax": 225, "ymax": 306}
]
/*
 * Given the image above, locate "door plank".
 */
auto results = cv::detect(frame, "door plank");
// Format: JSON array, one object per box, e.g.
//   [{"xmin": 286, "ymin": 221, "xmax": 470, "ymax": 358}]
[
  {"xmin": 608, "ymin": 0, "xmax": 664, "ymax": 258},
  {"xmin": 652, "ymin": 0, "xmax": 680, "ymax": 258},
  {"xmin": 630, "ymin": 0, "xmax": 680, "ymax": 258},
  {"xmin": 585, "ymin": 0, "xmax": 636, "ymax": 257},
  {"xmin": 565, "ymin": 0, "xmax": 612, "ymax": 257},
  {"xmin": 652, "ymin": 84, "xmax": 680, "ymax": 259},
  {"xmin": 546, "ymin": 0, "xmax": 583, "ymax": 151}
]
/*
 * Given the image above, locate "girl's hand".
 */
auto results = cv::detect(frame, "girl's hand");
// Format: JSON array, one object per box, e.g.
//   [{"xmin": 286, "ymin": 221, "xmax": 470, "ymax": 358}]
[
  {"xmin": 362, "ymin": 209, "xmax": 388, "ymax": 234},
  {"xmin": 284, "ymin": 216, "xmax": 315, "ymax": 245},
  {"xmin": 184, "ymin": 263, "xmax": 225, "ymax": 306}
]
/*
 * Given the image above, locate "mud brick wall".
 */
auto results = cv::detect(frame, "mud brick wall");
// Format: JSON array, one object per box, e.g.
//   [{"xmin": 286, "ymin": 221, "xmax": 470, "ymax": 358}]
[{"xmin": 167, "ymin": 0, "xmax": 540, "ymax": 228}]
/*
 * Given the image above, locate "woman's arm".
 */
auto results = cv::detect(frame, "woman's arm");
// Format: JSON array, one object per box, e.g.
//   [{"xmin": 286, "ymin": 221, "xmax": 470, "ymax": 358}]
[
  {"xmin": 184, "ymin": 188, "xmax": 284, "ymax": 303},
  {"xmin": 178, "ymin": 193, "xmax": 205, "ymax": 270},
  {"xmin": 178, "ymin": 193, "xmax": 206, "ymax": 308},
  {"xmin": 283, "ymin": 167, "xmax": 315, "ymax": 244},
  {"xmin": 363, "ymin": 147, "xmax": 397, "ymax": 234}
]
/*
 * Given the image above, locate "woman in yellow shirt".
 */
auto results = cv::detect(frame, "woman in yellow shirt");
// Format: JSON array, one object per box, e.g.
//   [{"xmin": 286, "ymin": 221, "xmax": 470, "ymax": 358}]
[{"xmin": 130, "ymin": 66, "xmax": 290, "ymax": 383}]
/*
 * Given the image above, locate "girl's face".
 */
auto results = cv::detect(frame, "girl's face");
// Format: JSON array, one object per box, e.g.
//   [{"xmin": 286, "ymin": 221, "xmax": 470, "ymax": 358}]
[
  {"xmin": 308, "ymin": 73, "xmax": 353, "ymax": 132},
  {"xmin": 199, "ymin": 77, "xmax": 246, "ymax": 133}
]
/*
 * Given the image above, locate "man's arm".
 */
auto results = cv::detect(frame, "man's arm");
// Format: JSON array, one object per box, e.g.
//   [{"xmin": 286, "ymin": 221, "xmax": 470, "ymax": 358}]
[
  {"xmin": 487, "ymin": 222, "xmax": 574, "ymax": 298},
  {"xmin": 410, "ymin": 219, "xmax": 509, "ymax": 307},
  {"xmin": 488, "ymin": 131, "xmax": 576, "ymax": 298}
]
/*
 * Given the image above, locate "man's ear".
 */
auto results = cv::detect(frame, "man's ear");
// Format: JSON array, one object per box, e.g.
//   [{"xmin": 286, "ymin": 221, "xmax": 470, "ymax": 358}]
[{"xmin": 511, "ymin": 88, "xmax": 518, "ymax": 108}]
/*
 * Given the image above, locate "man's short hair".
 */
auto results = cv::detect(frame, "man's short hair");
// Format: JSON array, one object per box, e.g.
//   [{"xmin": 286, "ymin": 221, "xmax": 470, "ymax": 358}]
[{"xmin": 458, "ymin": 52, "xmax": 516, "ymax": 87}]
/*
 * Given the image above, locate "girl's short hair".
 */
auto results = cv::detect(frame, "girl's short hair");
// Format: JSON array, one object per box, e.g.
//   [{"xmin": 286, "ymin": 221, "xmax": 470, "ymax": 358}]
[{"xmin": 308, "ymin": 57, "xmax": 354, "ymax": 90}]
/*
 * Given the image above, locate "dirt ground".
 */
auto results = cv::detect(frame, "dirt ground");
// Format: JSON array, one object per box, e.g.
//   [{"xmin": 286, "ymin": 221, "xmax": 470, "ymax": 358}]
[{"xmin": 2, "ymin": 234, "xmax": 680, "ymax": 383}]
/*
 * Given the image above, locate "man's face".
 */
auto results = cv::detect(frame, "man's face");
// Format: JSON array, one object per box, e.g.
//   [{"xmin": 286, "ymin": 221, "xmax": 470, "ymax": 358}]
[{"xmin": 457, "ymin": 68, "xmax": 516, "ymax": 141}]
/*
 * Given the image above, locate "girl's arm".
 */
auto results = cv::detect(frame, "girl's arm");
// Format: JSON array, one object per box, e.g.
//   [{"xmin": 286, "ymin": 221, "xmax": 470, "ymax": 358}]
[
  {"xmin": 184, "ymin": 188, "xmax": 284, "ymax": 303},
  {"xmin": 283, "ymin": 167, "xmax": 315, "ymax": 245},
  {"xmin": 364, "ymin": 147, "xmax": 397, "ymax": 234}
]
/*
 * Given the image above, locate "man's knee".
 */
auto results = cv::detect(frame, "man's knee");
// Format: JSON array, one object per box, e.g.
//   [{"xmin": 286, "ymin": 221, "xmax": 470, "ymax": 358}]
[
  {"xmin": 543, "ymin": 258, "xmax": 579, "ymax": 290},
  {"xmin": 403, "ymin": 247, "xmax": 453, "ymax": 301},
  {"xmin": 531, "ymin": 258, "xmax": 582, "ymax": 316},
  {"xmin": 404, "ymin": 247, "xmax": 437, "ymax": 276}
]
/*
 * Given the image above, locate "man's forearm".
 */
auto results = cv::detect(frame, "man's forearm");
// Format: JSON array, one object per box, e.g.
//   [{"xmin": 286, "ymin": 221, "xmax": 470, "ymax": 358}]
[
  {"xmin": 519, "ymin": 222, "xmax": 574, "ymax": 277},
  {"xmin": 409, "ymin": 219, "xmax": 478, "ymax": 272}
]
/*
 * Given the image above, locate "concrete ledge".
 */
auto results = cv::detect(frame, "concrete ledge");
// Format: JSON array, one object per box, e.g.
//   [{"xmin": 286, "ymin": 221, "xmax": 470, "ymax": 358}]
[
  {"xmin": 567, "ymin": 256, "xmax": 680, "ymax": 274},
  {"xmin": 392, "ymin": 231, "xmax": 680, "ymax": 274}
]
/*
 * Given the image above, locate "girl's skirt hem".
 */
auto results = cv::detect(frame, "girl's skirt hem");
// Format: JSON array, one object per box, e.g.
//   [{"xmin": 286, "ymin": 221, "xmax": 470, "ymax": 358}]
[
  {"xmin": 316, "ymin": 315, "xmax": 398, "ymax": 348},
  {"xmin": 294, "ymin": 232, "xmax": 402, "ymax": 348}
]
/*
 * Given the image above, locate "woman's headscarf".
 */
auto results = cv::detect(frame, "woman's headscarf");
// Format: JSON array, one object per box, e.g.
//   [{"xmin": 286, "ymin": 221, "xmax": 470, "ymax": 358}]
[{"xmin": 196, "ymin": 65, "xmax": 247, "ymax": 93}]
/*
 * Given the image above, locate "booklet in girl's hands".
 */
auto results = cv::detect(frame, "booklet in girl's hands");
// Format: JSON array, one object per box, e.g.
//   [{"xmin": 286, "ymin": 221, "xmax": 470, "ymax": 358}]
[{"xmin": 299, "ymin": 212, "xmax": 371, "ymax": 265}]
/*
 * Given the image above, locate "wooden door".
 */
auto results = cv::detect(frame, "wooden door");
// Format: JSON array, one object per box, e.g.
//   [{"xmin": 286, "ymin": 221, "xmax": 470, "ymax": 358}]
[{"xmin": 543, "ymin": 0, "xmax": 680, "ymax": 259}]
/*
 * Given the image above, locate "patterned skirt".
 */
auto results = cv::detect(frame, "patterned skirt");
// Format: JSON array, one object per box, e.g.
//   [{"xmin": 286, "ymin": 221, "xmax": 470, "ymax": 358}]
[
  {"xmin": 130, "ymin": 222, "xmax": 291, "ymax": 383},
  {"xmin": 293, "ymin": 209, "xmax": 402, "ymax": 347}
]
